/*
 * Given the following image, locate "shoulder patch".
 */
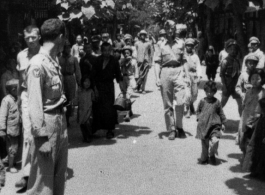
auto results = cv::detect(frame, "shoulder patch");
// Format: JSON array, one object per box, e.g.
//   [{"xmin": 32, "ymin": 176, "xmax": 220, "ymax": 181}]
[{"xmin": 32, "ymin": 68, "xmax": 41, "ymax": 78}]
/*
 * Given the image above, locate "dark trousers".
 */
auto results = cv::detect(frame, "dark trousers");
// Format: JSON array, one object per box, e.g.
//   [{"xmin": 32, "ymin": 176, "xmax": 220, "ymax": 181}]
[{"xmin": 0, "ymin": 137, "xmax": 6, "ymax": 186}]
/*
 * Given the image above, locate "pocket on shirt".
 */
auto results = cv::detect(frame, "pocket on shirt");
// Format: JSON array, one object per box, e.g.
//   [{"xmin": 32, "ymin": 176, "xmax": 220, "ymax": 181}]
[{"xmin": 46, "ymin": 76, "xmax": 62, "ymax": 99}]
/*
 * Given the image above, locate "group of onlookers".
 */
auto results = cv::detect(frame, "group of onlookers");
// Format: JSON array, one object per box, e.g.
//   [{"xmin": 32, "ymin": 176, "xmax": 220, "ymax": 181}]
[{"xmin": 0, "ymin": 18, "xmax": 265, "ymax": 195}]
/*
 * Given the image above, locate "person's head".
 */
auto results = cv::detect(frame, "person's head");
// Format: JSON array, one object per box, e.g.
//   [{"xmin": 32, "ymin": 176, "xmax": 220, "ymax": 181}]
[
  {"xmin": 63, "ymin": 40, "xmax": 71, "ymax": 55},
  {"xmin": 84, "ymin": 43, "xmax": 92, "ymax": 54},
  {"xmin": 123, "ymin": 46, "xmax": 132, "ymax": 59},
  {"xmin": 207, "ymin": 46, "xmax": 215, "ymax": 57},
  {"xmin": 164, "ymin": 20, "xmax": 175, "ymax": 37},
  {"xmin": 76, "ymin": 35, "xmax": 83, "ymax": 44},
  {"xmin": 6, "ymin": 79, "xmax": 18, "ymax": 98},
  {"xmin": 204, "ymin": 81, "xmax": 217, "ymax": 99},
  {"xmin": 81, "ymin": 76, "xmax": 91, "ymax": 89},
  {"xmin": 225, "ymin": 39, "xmax": 238, "ymax": 57},
  {"xmin": 24, "ymin": 25, "xmax": 41, "ymax": 49},
  {"xmin": 187, "ymin": 32, "xmax": 193, "ymax": 38},
  {"xmin": 116, "ymin": 34, "xmax": 122, "ymax": 41},
  {"xmin": 249, "ymin": 69, "xmax": 265, "ymax": 88},
  {"xmin": 159, "ymin": 29, "xmax": 167, "ymax": 41},
  {"xmin": 91, "ymin": 35, "xmax": 100, "ymax": 48},
  {"xmin": 102, "ymin": 33, "xmax": 109, "ymax": 43},
  {"xmin": 79, "ymin": 45, "xmax": 85, "ymax": 57},
  {"xmin": 124, "ymin": 37, "xmax": 132, "ymax": 45},
  {"xmin": 175, "ymin": 24, "xmax": 187, "ymax": 38},
  {"xmin": 41, "ymin": 19, "xmax": 66, "ymax": 53},
  {"xmin": 185, "ymin": 38, "xmax": 195, "ymax": 53},
  {"xmin": 139, "ymin": 30, "xmax": 147, "ymax": 41},
  {"xmin": 113, "ymin": 48, "xmax": 121, "ymax": 59},
  {"xmin": 249, "ymin": 37, "xmax": 260, "ymax": 52},
  {"xmin": 245, "ymin": 54, "xmax": 259, "ymax": 72},
  {"xmin": 101, "ymin": 42, "xmax": 112, "ymax": 58}
]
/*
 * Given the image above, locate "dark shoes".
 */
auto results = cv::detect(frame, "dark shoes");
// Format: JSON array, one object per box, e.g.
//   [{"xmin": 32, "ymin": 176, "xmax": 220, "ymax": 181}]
[
  {"xmin": 198, "ymin": 158, "xmax": 208, "ymax": 165},
  {"xmin": 106, "ymin": 130, "xmax": 114, "ymax": 139},
  {"xmin": 177, "ymin": 128, "xmax": 186, "ymax": 138},
  {"xmin": 209, "ymin": 156, "xmax": 217, "ymax": 165}
]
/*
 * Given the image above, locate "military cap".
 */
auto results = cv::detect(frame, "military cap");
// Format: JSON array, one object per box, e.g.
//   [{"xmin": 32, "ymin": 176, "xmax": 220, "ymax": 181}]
[
  {"xmin": 249, "ymin": 36, "xmax": 260, "ymax": 44},
  {"xmin": 102, "ymin": 33, "xmax": 109, "ymax": 38},
  {"xmin": 6, "ymin": 79, "xmax": 19, "ymax": 86},
  {"xmin": 124, "ymin": 34, "xmax": 132, "ymax": 40},
  {"xmin": 159, "ymin": 29, "xmax": 166, "ymax": 35},
  {"xmin": 139, "ymin": 30, "xmax": 147, "ymax": 35},
  {"xmin": 122, "ymin": 45, "xmax": 133, "ymax": 53},
  {"xmin": 185, "ymin": 38, "xmax": 195, "ymax": 45},
  {"xmin": 91, "ymin": 35, "xmax": 100, "ymax": 42},
  {"xmin": 225, "ymin": 39, "xmax": 238, "ymax": 50},
  {"xmin": 246, "ymin": 54, "xmax": 259, "ymax": 62}
]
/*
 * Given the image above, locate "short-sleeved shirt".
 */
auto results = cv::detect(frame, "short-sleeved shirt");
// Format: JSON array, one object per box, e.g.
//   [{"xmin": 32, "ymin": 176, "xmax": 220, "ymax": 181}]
[
  {"xmin": 26, "ymin": 47, "xmax": 66, "ymax": 137},
  {"xmin": 135, "ymin": 40, "xmax": 152, "ymax": 63},
  {"xmin": 120, "ymin": 58, "xmax": 137, "ymax": 76}
]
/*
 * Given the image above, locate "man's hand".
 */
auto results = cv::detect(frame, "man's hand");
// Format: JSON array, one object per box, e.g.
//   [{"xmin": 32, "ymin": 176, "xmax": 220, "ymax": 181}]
[
  {"xmin": 35, "ymin": 137, "xmax": 52, "ymax": 157},
  {"xmin": 221, "ymin": 124, "xmax": 226, "ymax": 132},
  {"xmin": 156, "ymin": 79, "xmax": 161, "ymax": 87}
]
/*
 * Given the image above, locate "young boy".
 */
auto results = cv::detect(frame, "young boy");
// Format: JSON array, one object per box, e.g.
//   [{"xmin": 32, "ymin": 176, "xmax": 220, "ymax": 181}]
[
  {"xmin": 0, "ymin": 79, "xmax": 20, "ymax": 173},
  {"xmin": 120, "ymin": 46, "xmax": 137, "ymax": 122},
  {"xmin": 236, "ymin": 54, "xmax": 259, "ymax": 101}
]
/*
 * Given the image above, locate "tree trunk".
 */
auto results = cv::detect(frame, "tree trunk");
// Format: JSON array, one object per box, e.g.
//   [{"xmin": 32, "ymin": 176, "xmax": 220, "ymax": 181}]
[
  {"xmin": 233, "ymin": 13, "xmax": 247, "ymax": 58},
  {"xmin": 112, "ymin": 13, "xmax": 117, "ymax": 40}
]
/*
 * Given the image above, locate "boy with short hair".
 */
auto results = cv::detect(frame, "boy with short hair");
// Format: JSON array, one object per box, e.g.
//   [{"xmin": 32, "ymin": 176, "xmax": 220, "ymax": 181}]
[{"xmin": 0, "ymin": 79, "xmax": 20, "ymax": 173}]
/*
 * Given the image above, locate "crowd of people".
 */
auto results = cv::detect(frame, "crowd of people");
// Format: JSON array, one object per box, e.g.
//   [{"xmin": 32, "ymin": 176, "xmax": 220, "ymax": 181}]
[{"xmin": 0, "ymin": 17, "xmax": 264, "ymax": 194}]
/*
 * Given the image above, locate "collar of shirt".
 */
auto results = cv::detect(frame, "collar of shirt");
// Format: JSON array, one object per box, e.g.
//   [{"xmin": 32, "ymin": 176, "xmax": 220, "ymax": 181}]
[{"xmin": 39, "ymin": 47, "xmax": 59, "ymax": 68}]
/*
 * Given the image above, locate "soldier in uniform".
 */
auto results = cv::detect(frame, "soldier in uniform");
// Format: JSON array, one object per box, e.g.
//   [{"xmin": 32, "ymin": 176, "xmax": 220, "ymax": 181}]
[
  {"xmin": 26, "ymin": 19, "xmax": 68, "ymax": 195},
  {"xmin": 15, "ymin": 25, "xmax": 41, "ymax": 192},
  {"xmin": 154, "ymin": 25, "xmax": 190, "ymax": 140}
]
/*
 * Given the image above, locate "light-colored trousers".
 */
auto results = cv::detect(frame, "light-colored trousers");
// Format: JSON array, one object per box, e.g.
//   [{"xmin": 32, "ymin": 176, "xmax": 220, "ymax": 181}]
[
  {"xmin": 201, "ymin": 136, "xmax": 219, "ymax": 161},
  {"xmin": 21, "ymin": 90, "xmax": 32, "ymax": 177},
  {"xmin": 160, "ymin": 67, "xmax": 186, "ymax": 131},
  {"xmin": 27, "ymin": 112, "xmax": 68, "ymax": 195}
]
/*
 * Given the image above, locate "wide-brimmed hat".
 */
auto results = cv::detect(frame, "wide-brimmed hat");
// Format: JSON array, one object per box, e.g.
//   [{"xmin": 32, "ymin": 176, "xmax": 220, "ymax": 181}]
[
  {"xmin": 122, "ymin": 46, "xmax": 133, "ymax": 54},
  {"xmin": 225, "ymin": 39, "xmax": 238, "ymax": 50},
  {"xmin": 185, "ymin": 38, "xmax": 195, "ymax": 46},
  {"xmin": 246, "ymin": 54, "xmax": 259, "ymax": 62},
  {"xmin": 6, "ymin": 79, "xmax": 19, "ymax": 87},
  {"xmin": 249, "ymin": 36, "xmax": 260, "ymax": 44},
  {"xmin": 124, "ymin": 34, "xmax": 132, "ymax": 40}
]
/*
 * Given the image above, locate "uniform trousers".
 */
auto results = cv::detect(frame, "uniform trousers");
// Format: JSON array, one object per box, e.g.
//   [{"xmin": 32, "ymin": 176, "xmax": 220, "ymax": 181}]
[
  {"xmin": 160, "ymin": 66, "xmax": 186, "ymax": 131},
  {"xmin": 27, "ymin": 111, "xmax": 68, "ymax": 195},
  {"xmin": 21, "ymin": 90, "xmax": 32, "ymax": 177},
  {"xmin": 201, "ymin": 136, "xmax": 219, "ymax": 161}
]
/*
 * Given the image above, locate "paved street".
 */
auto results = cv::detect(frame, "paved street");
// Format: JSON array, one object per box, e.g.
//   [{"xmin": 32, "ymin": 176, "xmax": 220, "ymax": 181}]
[{"xmin": 2, "ymin": 66, "xmax": 265, "ymax": 195}]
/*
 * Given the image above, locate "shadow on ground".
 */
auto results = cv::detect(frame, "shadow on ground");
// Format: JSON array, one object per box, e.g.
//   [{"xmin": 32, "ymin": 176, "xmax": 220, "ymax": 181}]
[{"xmin": 225, "ymin": 177, "xmax": 265, "ymax": 195}]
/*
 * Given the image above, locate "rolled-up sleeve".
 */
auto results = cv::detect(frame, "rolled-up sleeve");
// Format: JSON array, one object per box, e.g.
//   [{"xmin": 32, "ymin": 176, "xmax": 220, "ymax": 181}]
[
  {"xmin": 27, "ymin": 62, "xmax": 47, "ymax": 137},
  {"xmin": 0, "ymin": 98, "xmax": 8, "ymax": 130}
]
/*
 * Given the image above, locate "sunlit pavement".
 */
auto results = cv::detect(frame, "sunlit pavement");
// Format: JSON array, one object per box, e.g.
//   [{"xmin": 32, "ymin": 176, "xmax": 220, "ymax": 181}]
[{"xmin": 2, "ymin": 66, "xmax": 265, "ymax": 195}]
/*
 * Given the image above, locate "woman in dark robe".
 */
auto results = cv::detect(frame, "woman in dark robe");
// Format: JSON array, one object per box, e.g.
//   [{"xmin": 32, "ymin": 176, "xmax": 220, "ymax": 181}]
[{"xmin": 93, "ymin": 42, "xmax": 122, "ymax": 139}]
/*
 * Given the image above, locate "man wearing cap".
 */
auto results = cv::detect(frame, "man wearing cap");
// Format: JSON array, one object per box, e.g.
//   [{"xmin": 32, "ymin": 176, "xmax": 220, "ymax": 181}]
[
  {"xmin": 135, "ymin": 30, "xmax": 153, "ymax": 94},
  {"xmin": 15, "ymin": 25, "xmax": 41, "ymax": 192},
  {"xmin": 157, "ymin": 29, "xmax": 167, "ymax": 48},
  {"xmin": 184, "ymin": 38, "xmax": 202, "ymax": 118},
  {"xmin": 242, "ymin": 37, "xmax": 265, "ymax": 71},
  {"xmin": 71, "ymin": 35, "xmax": 84, "ymax": 60},
  {"xmin": 91, "ymin": 35, "xmax": 101, "ymax": 56},
  {"xmin": 124, "ymin": 34, "xmax": 137, "ymax": 59},
  {"xmin": 220, "ymin": 39, "xmax": 242, "ymax": 116},
  {"xmin": 100, "ymin": 32, "xmax": 113, "ymax": 46},
  {"xmin": 154, "ymin": 25, "xmax": 190, "ymax": 140},
  {"xmin": 26, "ymin": 19, "xmax": 68, "ymax": 195}
]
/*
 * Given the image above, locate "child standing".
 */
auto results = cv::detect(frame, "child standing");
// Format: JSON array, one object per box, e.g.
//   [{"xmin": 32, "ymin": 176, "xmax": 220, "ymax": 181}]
[
  {"xmin": 196, "ymin": 81, "xmax": 226, "ymax": 165},
  {"xmin": 0, "ymin": 79, "xmax": 20, "ymax": 173},
  {"xmin": 77, "ymin": 77, "xmax": 95, "ymax": 143},
  {"xmin": 120, "ymin": 46, "xmax": 137, "ymax": 122},
  {"xmin": 205, "ymin": 46, "xmax": 218, "ymax": 81},
  {"xmin": 238, "ymin": 70, "xmax": 265, "ymax": 156},
  {"xmin": 235, "ymin": 54, "xmax": 258, "ymax": 101}
]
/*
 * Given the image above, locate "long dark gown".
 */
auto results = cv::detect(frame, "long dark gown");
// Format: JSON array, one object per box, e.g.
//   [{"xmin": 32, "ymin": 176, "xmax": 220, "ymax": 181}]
[
  {"xmin": 93, "ymin": 55, "xmax": 122, "ymax": 131},
  {"xmin": 242, "ymin": 98, "xmax": 265, "ymax": 179}
]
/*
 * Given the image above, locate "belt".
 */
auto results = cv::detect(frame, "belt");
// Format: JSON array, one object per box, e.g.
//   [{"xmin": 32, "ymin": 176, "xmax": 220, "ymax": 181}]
[{"xmin": 162, "ymin": 61, "xmax": 182, "ymax": 68}]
